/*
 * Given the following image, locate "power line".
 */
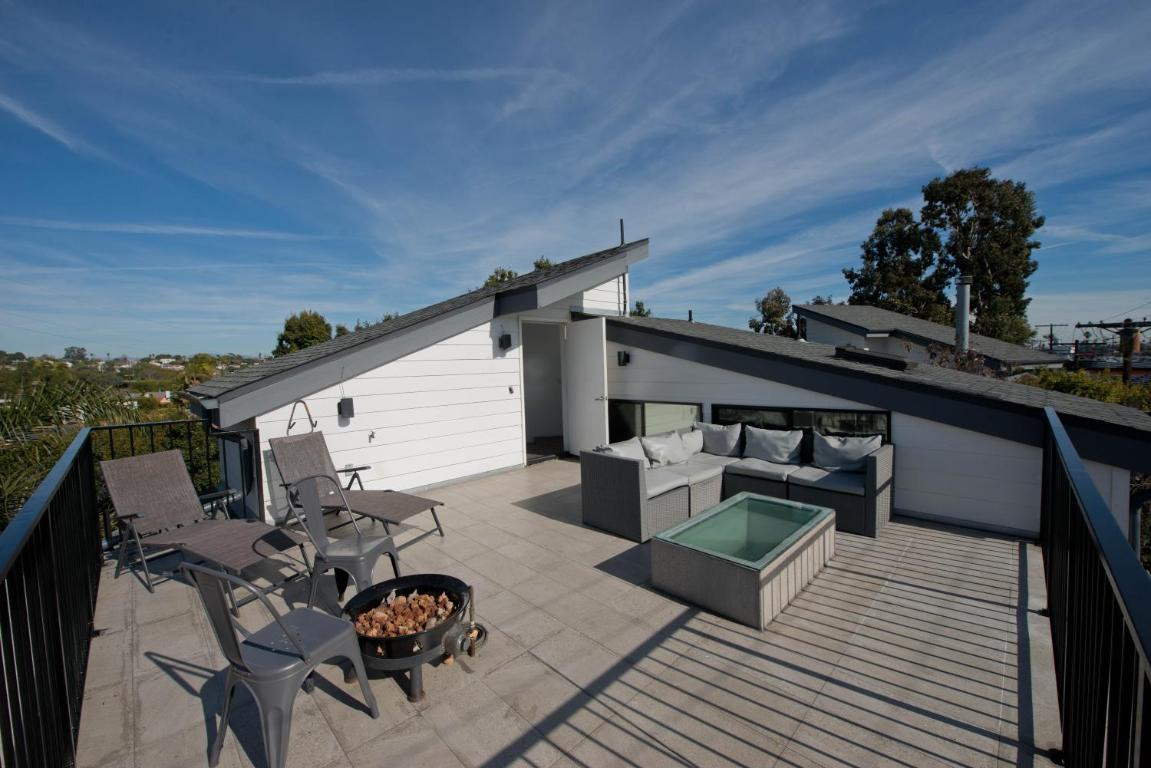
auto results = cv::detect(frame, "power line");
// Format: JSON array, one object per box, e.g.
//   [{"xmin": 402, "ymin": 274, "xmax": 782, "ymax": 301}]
[{"xmin": 1101, "ymin": 298, "xmax": 1151, "ymax": 322}]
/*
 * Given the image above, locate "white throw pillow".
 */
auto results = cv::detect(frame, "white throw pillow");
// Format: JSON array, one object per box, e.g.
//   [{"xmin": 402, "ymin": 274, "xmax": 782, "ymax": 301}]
[
  {"xmin": 640, "ymin": 432, "xmax": 690, "ymax": 467},
  {"xmin": 693, "ymin": 421, "xmax": 742, "ymax": 456},
  {"xmin": 603, "ymin": 437, "xmax": 649, "ymax": 466},
  {"xmin": 744, "ymin": 425, "xmax": 803, "ymax": 464},
  {"xmin": 681, "ymin": 429, "xmax": 704, "ymax": 456},
  {"xmin": 813, "ymin": 432, "xmax": 882, "ymax": 472}
]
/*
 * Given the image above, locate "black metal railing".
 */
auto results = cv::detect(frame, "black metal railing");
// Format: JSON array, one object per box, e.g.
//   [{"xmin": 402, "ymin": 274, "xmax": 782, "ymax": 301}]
[
  {"xmin": 1041, "ymin": 407, "xmax": 1151, "ymax": 766},
  {"xmin": 0, "ymin": 418, "xmax": 264, "ymax": 766},
  {"xmin": 0, "ymin": 429, "xmax": 99, "ymax": 768}
]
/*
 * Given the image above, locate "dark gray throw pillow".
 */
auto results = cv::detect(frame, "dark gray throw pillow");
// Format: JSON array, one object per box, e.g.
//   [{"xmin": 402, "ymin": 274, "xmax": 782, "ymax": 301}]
[
  {"xmin": 693, "ymin": 421, "xmax": 741, "ymax": 457},
  {"xmin": 744, "ymin": 425, "xmax": 803, "ymax": 464},
  {"xmin": 813, "ymin": 432, "xmax": 882, "ymax": 472}
]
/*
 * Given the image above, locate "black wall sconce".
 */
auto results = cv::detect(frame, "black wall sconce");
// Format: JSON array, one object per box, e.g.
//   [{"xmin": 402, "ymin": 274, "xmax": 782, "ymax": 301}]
[
  {"xmin": 338, "ymin": 397, "xmax": 355, "ymax": 418},
  {"xmin": 498, "ymin": 333, "xmax": 512, "ymax": 350},
  {"xmin": 617, "ymin": 350, "xmax": 631, "ymax": 366}
]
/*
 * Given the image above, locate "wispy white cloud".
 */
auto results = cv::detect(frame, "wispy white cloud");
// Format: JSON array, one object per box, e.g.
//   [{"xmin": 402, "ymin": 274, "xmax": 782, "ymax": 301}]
[
  {"xmin": 226, "ymin": 67, "xmax": 576, "ymax": 87},
  {"xmin": 0, "ymin": 216, "xmax": 342, "ymax": 240},
  {"xmin": 0, "ymin": 91, "xmax": 86, "ymax": 152}
]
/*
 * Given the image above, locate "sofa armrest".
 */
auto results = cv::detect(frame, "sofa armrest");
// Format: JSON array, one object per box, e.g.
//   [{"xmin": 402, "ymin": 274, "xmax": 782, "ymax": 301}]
[
  {"xmin": 580, "ymin": 450, "xmax": 648, "ymax": 540},
  {"xmin": 866, "ymin": 443, "xmax": 894, "ymax": 496}
]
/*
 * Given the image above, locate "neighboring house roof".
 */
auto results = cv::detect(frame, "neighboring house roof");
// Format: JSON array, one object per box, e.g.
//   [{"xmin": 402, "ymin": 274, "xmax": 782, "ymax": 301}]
[
  {"xmin": 188, "ymin": 240, "xmax": 647, "ymax": 424},
  {"xmin": 606, "ymin": 316, "xmax": 1151, "ymax": 472},
  {"xmin": 793, "ymin": 303, "xmax": 1065, "ymax": 367}
]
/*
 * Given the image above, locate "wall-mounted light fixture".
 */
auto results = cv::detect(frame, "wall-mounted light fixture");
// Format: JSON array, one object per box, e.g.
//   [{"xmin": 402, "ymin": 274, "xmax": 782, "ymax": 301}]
[
  {"xmin": 498, "ymin": 333, "xmax": 512, "ymax": 350},
  {"xmin": 617, "ymin": 350, "xmax": 631, "ymax": 366},
  {"xmin": 338, "ymin": 397, "xmax": 355, "ymax": 418}
]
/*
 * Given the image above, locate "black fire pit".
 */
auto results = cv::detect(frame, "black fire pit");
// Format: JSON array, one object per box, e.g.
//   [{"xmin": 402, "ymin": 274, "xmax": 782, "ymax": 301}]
[{"xmin": 341, "ymin": 573, "xmax": 487, "ymax": 702}]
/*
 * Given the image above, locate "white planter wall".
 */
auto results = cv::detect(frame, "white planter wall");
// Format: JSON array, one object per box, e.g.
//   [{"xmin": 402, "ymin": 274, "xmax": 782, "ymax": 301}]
[{"xmin": 607, "ymin": 341, "xmax": 1131, "ymax": 538}]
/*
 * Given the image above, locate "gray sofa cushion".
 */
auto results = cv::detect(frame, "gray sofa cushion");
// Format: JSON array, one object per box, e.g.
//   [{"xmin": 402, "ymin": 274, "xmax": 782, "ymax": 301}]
[
  {"xmin": 813, "ymin": 433, "xmax": 882, "ymax": 472},
  {"xmin": 640, "ymin": 432, "xmax": 689, "ymax": 467},
  {"xmin": 789, "ymin": 466, "xmax": 865, "ymax": 496},
  {"xmin": 603, "ymin": 437, "xmax": 649, "ymax": 466},
  {"xmin": 663, "ymin": 462, "xmax": 724, "ymax": 485},
  {"xmin": 743, "ymin": 426, "xmax": 803, "ymax": 464},
  {"xmin": 645, "ymin": 468, "xmax": 690, "ymax": 499},
  {"xmin": 687, "ymin": 453, "xmax": 741, "ymax": 468},
  {"xmin": 681, "ymin": 429, "xmax": 704, "ymax": 456},
  {"xmin": 726, "ymin": 457, "xmax": 801, "ymax": 482},
  {"xmin": 693, "ymin": 421, "xmax": 741, "ymax": 457}
]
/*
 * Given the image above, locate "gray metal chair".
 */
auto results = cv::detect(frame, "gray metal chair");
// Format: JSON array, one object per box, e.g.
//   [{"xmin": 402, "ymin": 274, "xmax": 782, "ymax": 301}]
[
  {"xmin": 288, "ymin": 474, "xmax": 400, "ymax": 607},
  {"xmin": 182, "ymin": 562, "xmax": 379, "ymax": 768}
]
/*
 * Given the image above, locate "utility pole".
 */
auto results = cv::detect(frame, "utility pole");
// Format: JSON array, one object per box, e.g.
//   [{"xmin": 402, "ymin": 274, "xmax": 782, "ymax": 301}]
[
  {"xmin": 1075, "ymin": 318, "xmax": 1150, "ymax": 383},
  {"xmin": 1034, "ymin": 323, "xmax": 1068, "ymax": 351}
]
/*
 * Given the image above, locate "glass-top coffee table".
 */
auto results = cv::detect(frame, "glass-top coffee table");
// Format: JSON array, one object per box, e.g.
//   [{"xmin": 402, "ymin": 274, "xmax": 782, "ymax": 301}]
[{"xmin": 651, "ymin": 492, "xmax": 836, "ymax": 629}]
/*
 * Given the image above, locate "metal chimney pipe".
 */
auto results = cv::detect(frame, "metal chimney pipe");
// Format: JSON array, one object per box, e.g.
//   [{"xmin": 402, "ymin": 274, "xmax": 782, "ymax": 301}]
[
  {"xmin": 688, "ymin": 309, "xmax": 694, "ymax": 323},
  {"xmin": 956, "ymin": 275, "xmax": 972, "ymax": 354}
]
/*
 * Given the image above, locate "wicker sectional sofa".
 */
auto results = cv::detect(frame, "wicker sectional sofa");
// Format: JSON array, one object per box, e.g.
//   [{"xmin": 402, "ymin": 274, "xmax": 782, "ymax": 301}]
[{"xmin": 581, "ymin": 423, "xmax": 894, "ymax": 542}]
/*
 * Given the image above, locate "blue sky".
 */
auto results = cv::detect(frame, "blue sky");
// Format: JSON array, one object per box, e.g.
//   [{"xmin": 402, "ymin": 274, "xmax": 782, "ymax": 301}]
[{"xmin": 1, "ymin": 0, "xmax": 1149, "ymax": 357}]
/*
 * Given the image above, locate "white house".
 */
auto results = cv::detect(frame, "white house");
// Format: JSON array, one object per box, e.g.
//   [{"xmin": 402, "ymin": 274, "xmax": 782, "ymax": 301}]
[
  {"xmin": 793, "ymin": 302, "xmax": 1066, "ymax": 371},
  {"xmin": 188, "ymin": 238, "xmax": 1149, "ymax": 540}
]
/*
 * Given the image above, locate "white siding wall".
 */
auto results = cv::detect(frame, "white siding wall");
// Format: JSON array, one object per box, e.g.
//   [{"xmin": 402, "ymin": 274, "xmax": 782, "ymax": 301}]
[
  {"xmin": 257, "ymin": 321, "xmax": 524, "ymax": 520},
  {"xmin": 607, "ymin": 342, "xmax": 1131, "ymax": 537},
  {"xmin": 580, "ymin": 276, "xmax": 627, "ymax": 315},
  {"xmin": 803, "ymin": 318, "xmax": 931, "ymax": 363}
]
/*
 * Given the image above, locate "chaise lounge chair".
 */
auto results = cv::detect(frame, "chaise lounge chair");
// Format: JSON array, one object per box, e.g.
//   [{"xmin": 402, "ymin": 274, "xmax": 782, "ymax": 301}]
[
  {"xmin": 102, "ymin": 450, "xmax": 307, "ymax": 592},
  {"xmin": 269, "ymin": 432, "xmax": 445, "ymax": 542}
]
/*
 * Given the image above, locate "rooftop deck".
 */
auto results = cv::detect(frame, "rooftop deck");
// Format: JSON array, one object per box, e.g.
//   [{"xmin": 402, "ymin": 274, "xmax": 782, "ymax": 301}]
[{"xmin": 76, "ymin": 458, "xmax": 1060, "ymax": 768}]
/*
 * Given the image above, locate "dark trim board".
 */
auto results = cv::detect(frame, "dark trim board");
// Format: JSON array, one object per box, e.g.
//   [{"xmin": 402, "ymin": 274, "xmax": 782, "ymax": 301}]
[{"xmin": 606, "ymin": 321, "xmax": 1147, "ymax": 473}]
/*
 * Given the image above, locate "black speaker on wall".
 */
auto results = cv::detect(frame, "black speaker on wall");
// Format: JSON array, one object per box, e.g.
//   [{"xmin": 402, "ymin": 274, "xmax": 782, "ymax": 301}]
[
  {"xmin": 498, "ymin": 333, "xmax": 512, "ymax": 350},
  {"xmin": 338, "ymin": 397, "xmax": 355, "ymax": 418}
]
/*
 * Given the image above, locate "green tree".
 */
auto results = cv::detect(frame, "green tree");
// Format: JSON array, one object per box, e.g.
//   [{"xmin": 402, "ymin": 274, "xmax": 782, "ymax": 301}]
[
  {"xmin": 532, "ymin": 257, "xmax": 554, "ymax": 271},
  {"xmin": 183, "ymin": 353, "xmax": 216, "ymax": 385},
  {"xmin": 629, "ymin": 301, "xmax": 653, "ymax": 317},
  {"xmin": 273, "ymin": 310, "xmax": 332, "ymax": 357},
  {"xmin": 844, "ymin": 208, "xmax": 952, "ymax": 323},
  {"xmin": 749, "ymin": 287, "xmax": 796, "ymax": 337},
  {"xmin": 63, "ymin": 346, "xmax": 88, "ymax": 363},
  {"xmin": 353, "ymin": 312, "xmax": 401, "ymax": 331},
  {"xmin": 482, "ymin": 267, "xmax": 518, "ymax": 288},
  {"xmin": 334, "ymin": 324, "xmax": 350, "ymax": 337},
  {"xmin": 919, "ymin": 167, "xmax": 1043, "ymax": 343},
  {"xmin": 0, "ymin": 380, "xmax": 134, "ymax": 526}
]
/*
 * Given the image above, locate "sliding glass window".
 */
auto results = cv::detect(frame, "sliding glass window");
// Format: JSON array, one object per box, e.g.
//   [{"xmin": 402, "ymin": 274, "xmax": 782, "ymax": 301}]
[{"xmin": 608, "ymin": 400, "xmax": 702, "ymax": 443}]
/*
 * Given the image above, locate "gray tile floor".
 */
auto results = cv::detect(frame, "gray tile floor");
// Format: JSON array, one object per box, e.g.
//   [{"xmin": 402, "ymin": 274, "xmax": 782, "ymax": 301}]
[{"xmin": 77, "ymin": 458, "xmax": 1061, "ymax": 768}]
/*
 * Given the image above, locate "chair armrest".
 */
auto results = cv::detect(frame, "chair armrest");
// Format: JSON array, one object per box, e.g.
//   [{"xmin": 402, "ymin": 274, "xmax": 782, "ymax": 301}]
[
  {"xmin": 866, "ymin": 443, "xmax": 894, "ymax": 495},
  {"xmin": 580, "ymin": 451, "xmax": 646, "ymax": 497}
]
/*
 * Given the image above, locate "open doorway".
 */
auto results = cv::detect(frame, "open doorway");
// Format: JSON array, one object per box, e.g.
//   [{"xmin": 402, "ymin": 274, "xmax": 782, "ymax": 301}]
[{"xmin": 522, "ymin": 322, "xmax": 565, "ymax": 463}]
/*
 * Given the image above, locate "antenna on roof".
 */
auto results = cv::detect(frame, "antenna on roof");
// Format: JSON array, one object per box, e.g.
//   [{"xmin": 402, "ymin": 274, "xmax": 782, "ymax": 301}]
[{"xmin": 619, "ymin": 218, "xmax": 625, "ymax": 246}]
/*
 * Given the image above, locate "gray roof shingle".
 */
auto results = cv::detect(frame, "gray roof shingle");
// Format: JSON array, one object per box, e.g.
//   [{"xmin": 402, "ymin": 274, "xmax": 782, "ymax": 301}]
[
  {"xmin": 793, "ymin": 304, "xmax": 1065, "ymax": 366},
  {"xmin": 609, "ymin": 316, "xmax": 1151, "ymax": 435},
  {"xmin": 189, "ymin": 240, "xmax": 645, "ymax": 400}
]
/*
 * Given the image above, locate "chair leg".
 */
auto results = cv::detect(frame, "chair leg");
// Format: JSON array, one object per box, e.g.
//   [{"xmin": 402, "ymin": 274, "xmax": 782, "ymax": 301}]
[
  {"xmin": 132, "ymin": 528, "xmax": 155, "ymax": 593},
  {"xmin": 344, "ymin": 639, "xmax": 379, "ymax": 718},
  {"xmin": 430, "ymin": 507, "xmax": 445, "ymax": 537},
  {"xmin": 248, "ymin": 678, "xmax": 301, "ymax": 768},
  {"xmin": 385, "ymin": 548, "xmax": 400, "ymax": 579},
  {"xmin": 307, "ymin": 564, "xmax": 324, "ymax": 609},
  {"xmin": 113, "ymin": 529, "xmax": 131, "ymax": 579},
  {"xmin": 210, "ymin": 669, "xmax": 238, "ymax": 768},
  {"xmin": 348, "ymin": 557, "xmax": 377, "ymax": 598}
]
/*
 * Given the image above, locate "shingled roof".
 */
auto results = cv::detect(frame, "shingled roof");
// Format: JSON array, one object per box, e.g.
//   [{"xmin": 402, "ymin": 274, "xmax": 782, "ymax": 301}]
[
  {"xmin": 607, "ymin": 316, "xmax": 1151, "ymax": 438},
  {"xmin": 189, "ymin": 239, "xmax": 646, "ymax": 402},
  {"xmin": 793, "ymin": 303, "xmax": 1065, "ymax": 367}
]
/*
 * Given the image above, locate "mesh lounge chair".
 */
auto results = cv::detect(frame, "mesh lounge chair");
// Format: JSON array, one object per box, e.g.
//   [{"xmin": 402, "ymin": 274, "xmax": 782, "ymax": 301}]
[
  {"xmin": 102, "ymin": 450, "xmax": 306, "ymax": 592},
  {"xmin": 182, "ymin": 562, "xmax": 378, "ymax": 768},
  {"xmin": 269, "ymin": 432, "xmax": 445, "ymax": 540}
]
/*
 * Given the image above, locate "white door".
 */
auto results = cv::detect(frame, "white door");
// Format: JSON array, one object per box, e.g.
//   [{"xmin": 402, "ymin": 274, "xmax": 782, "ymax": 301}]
[{"xmin": 563, "ymin": 317, "xmax": 609, "ymax": 454}]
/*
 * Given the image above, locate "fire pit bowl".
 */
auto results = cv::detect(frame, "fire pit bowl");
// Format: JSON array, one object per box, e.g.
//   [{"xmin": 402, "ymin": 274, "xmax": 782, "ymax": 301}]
[{"xmin": 341, "ymin": 573, "xmax": 486, "ymax": 702}]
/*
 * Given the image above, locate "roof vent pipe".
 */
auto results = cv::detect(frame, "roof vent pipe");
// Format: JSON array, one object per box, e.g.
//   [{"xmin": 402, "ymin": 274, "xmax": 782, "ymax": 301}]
[
  {"xmin": 956, "ymin": 275, "xmax": 972, "ymax": 354},
  {"xmin": 688, "ymin": 309, "xmax": 694, "ymax": 323}
]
